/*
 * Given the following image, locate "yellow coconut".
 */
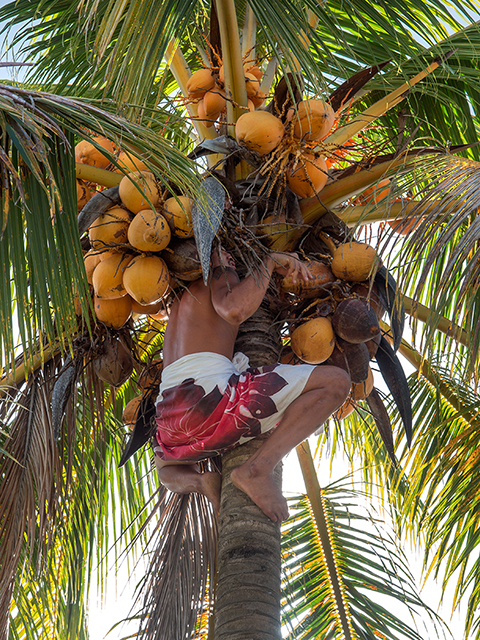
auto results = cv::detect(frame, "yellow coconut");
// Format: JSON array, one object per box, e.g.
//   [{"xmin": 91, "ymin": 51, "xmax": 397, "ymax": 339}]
[
  {"xmin": 250, "ymin": 91, "xmax": 266, "ymax": 109},
  {"xmin": 187, "ymin": 68, "xmax": 216, "ymax": 98},
  {"xmin": 114, "ymin": 150, "xmax": 148, "ymax": 174},
  {"xmin": 84, "ymin": 249, "xmax": 104, "ymax": 284},
  {"xmin": 118, "ymin": 171, "xmax": 161, "ymax": 214},
  {"xmin": 292, "ymin": 100, "xmax": 335, "ymax": 142},
  {"xmin": 93, "ymin": 294, "xmax": 132, "ymax": 329},
  {"xmin": 162, "ymin": 196, "xmax": 194, "ymax": 238},
  {"xmin": 127, "ymin": 209, "xmax": 171, "ymax": 252},
  {"xmin": 123, "ymin": 395, "xmax": 143, "ymax": 430},
  {"xmin": 245, "ymin": 72, "xmax": 260, "ymax": 99},
  {"xmin": 287, "ymin": 153, "xmax": 328, "ymax": 199},
  {"xmin": 290, "ymin": 317, "xmax": 335, "ymax": 364},
  {"xmin": 75, "ymin": 136, "xmax": 115, "ymax": 169},
  {"xmin": 235, "ymin": 111, "xmax": 285, "ymax": 156},
  {"xmin": 203, "ymin": 88, "xmax": 226, "ymax": 117},
  {"xmin": 92, "ymin": 252, "xmax": 133, "ymax": 299},
  {"xmin": 352, "ymin": 367, "xmax": 374, "ymax": 401},
  {"xmin": 77, "ymin": 180, "xmax": 95, "ymax": 210},
  {"xmin": 123, "ymin": 255, "xmax": 170, "ymax": 305},
  {"xmin": 88, "ymin": 207, "xmax": 132, "ymax": 249},
  {"xmin": 331, "ymin": 242, "xmax": 379, "ymax": 282}
]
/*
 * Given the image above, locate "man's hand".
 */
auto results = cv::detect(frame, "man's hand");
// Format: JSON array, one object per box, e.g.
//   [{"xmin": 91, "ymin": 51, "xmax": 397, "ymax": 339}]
[{"xmin": 270, "ymin": 252, "xmax": 313, "ymax": 284}]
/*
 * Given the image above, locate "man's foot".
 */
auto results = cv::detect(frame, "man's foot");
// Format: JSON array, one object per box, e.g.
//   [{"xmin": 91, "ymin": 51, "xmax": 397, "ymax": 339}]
[
  {"xmin": 197, "ymin": 471, "xmax": 222, "ymax": 514},
  {"xmin": 230, "ymin": 463, "xmax": 289, "ymax": 523}
]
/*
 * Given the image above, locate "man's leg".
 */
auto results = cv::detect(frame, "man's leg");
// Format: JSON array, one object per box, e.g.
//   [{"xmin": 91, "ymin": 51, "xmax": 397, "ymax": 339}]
[
  {"xmin": 231, "ymin": 365, "xmax": 351, "ymax": 523},
  {"xmin": 155, "ymin": 457, "xmax": 222, "ymax": 513}
]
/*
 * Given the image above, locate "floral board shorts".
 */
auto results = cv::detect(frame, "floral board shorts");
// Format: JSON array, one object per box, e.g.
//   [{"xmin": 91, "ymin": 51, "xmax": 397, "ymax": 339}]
[{"xmin": 153, "ymin": 352, "xmax": 317, "ymax": 462}]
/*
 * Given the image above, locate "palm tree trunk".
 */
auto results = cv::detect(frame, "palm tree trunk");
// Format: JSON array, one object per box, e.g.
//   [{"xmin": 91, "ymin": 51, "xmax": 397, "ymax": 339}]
[{"xmin": 214, "ymin": 300, "xmax": 284, "ymax": 640}]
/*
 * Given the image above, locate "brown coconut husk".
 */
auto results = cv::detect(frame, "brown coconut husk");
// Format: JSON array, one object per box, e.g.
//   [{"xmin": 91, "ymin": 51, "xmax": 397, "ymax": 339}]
[
  {"xmin": 332, "ymin": 298, "xmax": 380, "ymax": 344},
  {"xmin": 93, "ymin": 337, "xmax": 134, "ymax": 387},
  {"xmin": 324, "ymin": 337, "xmax": 370, "ymax": 383}
]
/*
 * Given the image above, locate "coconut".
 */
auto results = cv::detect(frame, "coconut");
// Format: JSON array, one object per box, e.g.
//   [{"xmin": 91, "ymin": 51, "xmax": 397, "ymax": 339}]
[
  {"xmin": 138, "ymin": 359, "xmax": 163, "ymax": 391},
  {"xmin": 119, "ymin": 171, "xmax": 160, "ymax": 214},
  {"xmin": 88, "ymin": 207, "xmax": 132, "ymax": 249},
  {"xmin": 290, "ymin": 317, "xmax": 335, "ymax": 364},
  {"xmin": 332, "ymin": 298, "xmax": 380, "ymax": 344},
  {"xmin": 388, "ymin": 214, "xmax": 422, "ymax": 235},
  {"xmin": 162, "ymin": 238, "xmax": 202, "ymax": 280},
  {"xmin": 123, "ymin": 255, "xmax": 170, "ymax": 305},
  {"xmin": 235, "ymin": 111, "xmax": 285, "ymax": 156},
  {"xmin": 352, "ymin": 367, "xmax": 374, "ymax": 401},
  {"xmin": 93, "ymin": 337, "xmax": 133, "ymax": 387},
  {"xmin": 114, "ymin": 151, "xmax": 148, "ymax": 174},
  {"xmin": 93, "ymin": 294, "xmax": 133, "ymax": 329},
  {"xmin": 350, "ymin": 282, "xmax": 386, "ymax": 320},
  {"xmin": 187, "ymin": 68, "xmax": 216, "ymax": 98},
  {"xmin": 251, "ymin": 91, "xmax": 266, "ymax": 108},
  {"xmin": 162, "ymin": 196, "xmax": 194, "ymax": 238},
  {"xmin": 77, "ymin": 180, "xmax": 95, "ymax": 210},
  {"xmin": 131, "ymin": 298, "xmax": 164, "ymax": 315},
  {"xmin": 325, "ymin": 338, "xmax": 370, "ymax": 383},
  {"xmin": 334, "ymin": 399, "xmax": 356, "ymax": 420},
  {"xmin": 127, "ymin": 209, "xmax": 171, "ymax": 252},
  {"xmin": 287, "ymin": 153, "xmax": 328, "ymax": 199},
  {"xmin": 292, "ymin": 100, "xmax": 335, "ymax": 142},
  {"xmin": 92, "ymin": 251, "xmax": 133, "ymax": 299},
  {"xmin": 360, "ymin": 178, "xmax": 390, "ymax": 204},
  {"xmin": 244, "ymin": 64, "xmax": 262, "ymax": 80},
  {"xmin": 281, "ymin": 260, "xmax": 335, "ymax": 298},
  {"xmin": 84, "ymin": 249, "xmax": 104, "ymax": 284},
  {"xmin": 123, "ymin": 395, "xmax": 143, "ymax": 430},
  {"xmin": 365, "ymin": 332, "xmax": 381, "ymax": 359},
  {"xmin": 203, "ymin": 88, "xmax": 226, "ymax": 117},
  {"xmin": 197, "ymin": 99, "xmax": 218, "ymax": 127},
  {"xmin": 75, "ymin": 136, "xmax": 115, "ymax": 169},
  {"xmin": 331, "ymin": 242, "xmax": 379, "ymax": 282},
  {"xmin": 245, "ymin": 72, "xmax": 261, "ymax": 98}
]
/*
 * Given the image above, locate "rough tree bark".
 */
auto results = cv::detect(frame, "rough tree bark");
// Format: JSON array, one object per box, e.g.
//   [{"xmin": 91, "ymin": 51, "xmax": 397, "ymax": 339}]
[{"xmin": 214, "ymin": 299, "xmax": 285, "ymax": 640}]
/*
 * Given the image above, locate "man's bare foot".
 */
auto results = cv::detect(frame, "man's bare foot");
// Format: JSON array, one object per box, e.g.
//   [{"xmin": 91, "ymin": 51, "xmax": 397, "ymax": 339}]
[
  {"xmin": 197, "ymin": 471, "xmax": 222, "ymax": 514},
  {"xmin": 230, "ymin": 463, "xmax": 289, "ymax": 523}
]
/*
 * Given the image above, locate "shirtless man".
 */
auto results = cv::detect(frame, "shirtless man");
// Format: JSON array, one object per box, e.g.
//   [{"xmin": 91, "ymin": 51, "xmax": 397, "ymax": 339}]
[{"xmin": 154, "ymin": 248, "xmax": 351, "ymax": 523}]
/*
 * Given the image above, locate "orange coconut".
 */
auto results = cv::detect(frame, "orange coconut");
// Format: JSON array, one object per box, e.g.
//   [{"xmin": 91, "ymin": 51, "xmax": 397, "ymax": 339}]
[
  {"xmin": 360, "ymin": 178, "xmax": 390, "ymax": 204},
  {"xmin": 84, "ymin": 249, "xmax": 104, "ymax": 284},
  {"xmin": 130, "ymin": 298, "xmax": 164, "ymax": 315},
  {"xmin": 114, "ymin": 150, "xmax": 148, "ymax": 174},
  {"xmin": 123, "ymin": 255, "xmax": 170, "ymax": 305},
  {"xmin": 203, "ymin": 88, "xmax": 226, "ymax": 117},
  {"xmin": 119, "ymin": 171, "xmax": 161, "ymax": 214},
  {"xmin": 244, "ymin": 64, "xmax": 262, "ymax": 80},
  {"xmin": 292, "ymin": 100, "xmax": 335, "ymax": 142},
  {"xmin": 93, "ymin": 294, "xmax": 132, "ymax": 329},
  {"xmin": 244, "ymin": 72, "xmax": 261, "ymax": 99},
  {"xmin": 162, "ymin": 196, "xmax": 194, "ymax": 238},
  {"xmin": 77, "ymin": 180, "xmax": 95, "ymax": 210},
  {"xmin": 281, "ymin": 260, "xmax": 336, "ymax": 298},
  {"xmin": 127, "ymin": 209, "xmax": 171, "ymax": 252},
  {"xmin": 92, "ymin": 252, "xmax": 133, "ymax": 299},
  {"xmin": 187, "ymin": 68, "xmax": 216, "ymax": 98},
  {"xmin": 123, "ymin": 395, "xmax": 143, "ymax": 430},
  {"xmin": 88, "ymin": 207, "xmax": 132, "ymax": 249},
  {"xmin": 75, "ymin": 136, "xmax": 115, "ymax": 169},
  {"xmin": 250, "ymin": 91, "xmax": 266, "ymax": 108},
  {"xmin": 331, "ymin": 242, "xmax": 379, "ymax": 282},
  {"xmin": 352, "ymin": 367, "xmax": 374, "ymax": 401},
  {"xmin": 197, "ymin": 99, "xmax": 218, "ymax": 127},
  {"xmin": 290, "ymin": 317, "xmax": 335, "ymax": 364},
  {"xmin": 287, "ymin": 153, "xmax": 328, "ymax": 199},
  {"xmin": 334, "ymin": 399, "xmax": 356, "ymax": 420},
  {"xmin": 235, "ymin": 111, "xmax": 285, "ymax": 156}
]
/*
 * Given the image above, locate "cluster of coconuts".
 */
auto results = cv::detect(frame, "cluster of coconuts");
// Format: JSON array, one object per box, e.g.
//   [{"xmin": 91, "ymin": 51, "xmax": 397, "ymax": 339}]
[
  {"xmin": 235, "ymin": 98, "xmax": 335, "ymax": 199},
  {"xmin": 75, "ymin": 135, "xmax": 158, "ymax": 210},
  {"xmin": 285, "ymin": 242, "xmax": 383, "ymax": 419},
  {"xmin": 186, "ymin": 62, "xmax": 266, "ymax": 128},
  {"xmin": 82, "ymin": 169, "xmax": 197, "ymax": 330}
]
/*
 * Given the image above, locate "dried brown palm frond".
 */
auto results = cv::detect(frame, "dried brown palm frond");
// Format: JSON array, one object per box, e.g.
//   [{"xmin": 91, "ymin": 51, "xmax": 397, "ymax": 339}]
[
  {"xmin": 119, "ymin": 470, "xmax": 218, "ymax": 640},
  {"xmin": 0, "ymin": 362, "xmax": 60, "ymax": 640}
]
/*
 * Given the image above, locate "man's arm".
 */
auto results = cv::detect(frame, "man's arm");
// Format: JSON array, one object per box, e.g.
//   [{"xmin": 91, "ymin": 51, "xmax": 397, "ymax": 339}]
[{"xmin": 211, "ymin": 253, "xmax": 311, "ymax": 325}]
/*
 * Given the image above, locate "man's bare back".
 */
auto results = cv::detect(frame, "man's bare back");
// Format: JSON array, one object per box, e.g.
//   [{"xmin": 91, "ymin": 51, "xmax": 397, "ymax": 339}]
[{"xmin": 155, "ymin": 248, "xmax": 351, "ymax": 522}]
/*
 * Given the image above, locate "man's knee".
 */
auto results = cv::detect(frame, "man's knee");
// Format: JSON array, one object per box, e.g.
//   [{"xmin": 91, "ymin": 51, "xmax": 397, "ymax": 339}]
[{"xmin": 309, "ymin": 365, "xmax": 350, "ymax": 405}]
